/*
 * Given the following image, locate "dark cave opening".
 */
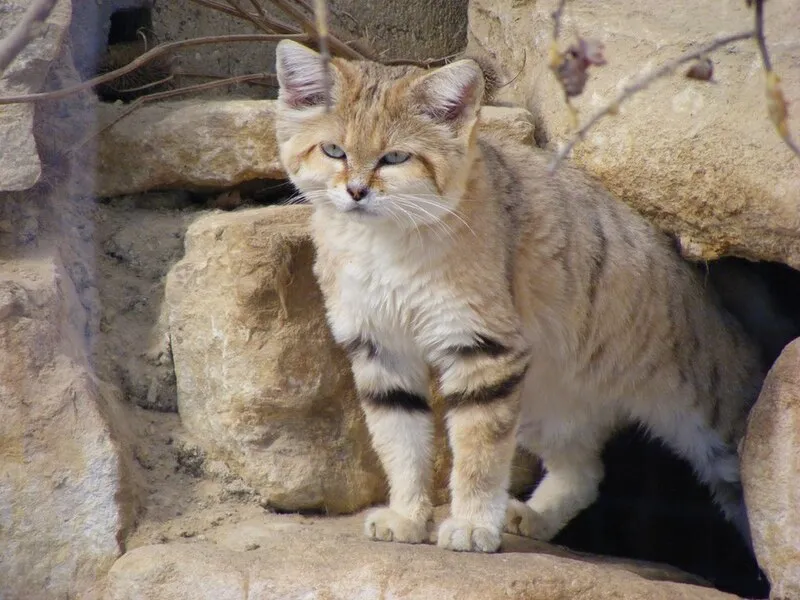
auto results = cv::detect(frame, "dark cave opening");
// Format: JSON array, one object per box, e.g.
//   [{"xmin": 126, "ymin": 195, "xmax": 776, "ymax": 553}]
[
  {"xmin": 96, "ymin": 6, "xmax": 172, "ymax": 103},
  {"xmin": 107, "ymin": 7, "xmax": 153, "ymax": 46},
  {"xmin": 526, "ymin": 256, "xmax": 800, "ymax": 599}
]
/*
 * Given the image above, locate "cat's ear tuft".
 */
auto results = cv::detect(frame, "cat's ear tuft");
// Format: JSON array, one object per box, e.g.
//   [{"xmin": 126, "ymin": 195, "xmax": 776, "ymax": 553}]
[
  {"xmin": 413, "ymin": 60, "xmax": 485, "ymax": 125},
  {"xmin": 275, "ymin": 40, "xmax": 335, "ymax": 109}
]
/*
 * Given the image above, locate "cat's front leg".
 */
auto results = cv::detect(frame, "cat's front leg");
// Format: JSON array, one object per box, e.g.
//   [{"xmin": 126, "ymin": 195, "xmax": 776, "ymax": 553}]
[
  {"xmin": 346, "ymin": 337, "xmax": 434, "ymax": 544},
  {"xmin": 435, "ymin": 336, "xmax": 531, "ymax": 553}
]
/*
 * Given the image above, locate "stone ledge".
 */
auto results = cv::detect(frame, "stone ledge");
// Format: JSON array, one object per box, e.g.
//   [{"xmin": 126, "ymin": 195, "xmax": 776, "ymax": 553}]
[
  {"xmin": 95, "ymin": 100, "xmax": 536, "ymax": 197},
  {"xmin": 102, "ymin": 508, "xmax": 738, "ymax": 600}
]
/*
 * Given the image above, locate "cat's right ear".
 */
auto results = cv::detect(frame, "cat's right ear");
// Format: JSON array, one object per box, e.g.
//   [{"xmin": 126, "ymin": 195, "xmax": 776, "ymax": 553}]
[
  {"xmin": 275, "ymin": 40, "xmax": 336, "ymax": 109},
  {"xmin": 412, "ymin": 59, "xmax": 485, "ymax": 127}
]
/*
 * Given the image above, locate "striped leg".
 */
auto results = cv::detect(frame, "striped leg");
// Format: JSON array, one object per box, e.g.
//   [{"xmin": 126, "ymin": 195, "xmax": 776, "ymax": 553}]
[
  {"xmin": 435, "ymin": 335, "xmax": 530, "ymax": 553},
  {"xmin": 346, "ymin": 338, "xmax": 434, "ymax": 544}
]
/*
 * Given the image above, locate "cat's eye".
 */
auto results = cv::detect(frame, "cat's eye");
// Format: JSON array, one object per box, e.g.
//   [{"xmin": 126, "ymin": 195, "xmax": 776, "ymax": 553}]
[
  {"xmin": 379, "ymin": 151, "xmax": 411, "ymax": 166},
  {"xmin": 321, "ymin": 143, "xmax": 346, "ymax": 159}
]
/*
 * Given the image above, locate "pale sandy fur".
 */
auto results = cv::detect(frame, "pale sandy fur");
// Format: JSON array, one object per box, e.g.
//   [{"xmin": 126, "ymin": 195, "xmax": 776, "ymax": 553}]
[{"xmin": 273, "ymin": 40, "xmax": 764, "ymax": 552}]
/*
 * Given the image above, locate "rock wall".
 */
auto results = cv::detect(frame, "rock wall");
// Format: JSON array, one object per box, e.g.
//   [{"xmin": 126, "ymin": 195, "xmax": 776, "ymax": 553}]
[
  {"xmin": 467, "ymin": 0, "xmax": 800, "ymax": 268},
  {"xmin": 0, "ymin": 28, "xmax": 140, "ymax": 598}
]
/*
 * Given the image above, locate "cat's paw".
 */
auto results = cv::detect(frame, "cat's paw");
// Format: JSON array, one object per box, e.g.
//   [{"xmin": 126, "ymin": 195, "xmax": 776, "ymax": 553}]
[
  {"xmin": 504, "ymin": 498, "xmax": 555, "ymax": 541},
  {"xmin": 364, "ymin": 507, "xmax": 428, "ymax": 544},
  {"xmin": 436, "ymin": 517, "xmax": 502, "ymax": 553}
]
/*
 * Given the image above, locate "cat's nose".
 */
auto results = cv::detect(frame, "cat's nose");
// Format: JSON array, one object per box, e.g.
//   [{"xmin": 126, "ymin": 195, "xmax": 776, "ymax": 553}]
[{"xmin": 346, "ymin": 184, "xmax": 369, "ymax": 202}]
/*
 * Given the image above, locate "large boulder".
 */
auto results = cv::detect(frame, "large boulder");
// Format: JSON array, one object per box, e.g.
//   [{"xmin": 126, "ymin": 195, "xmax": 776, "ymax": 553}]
[
  {"xmin": 102, "ymin": 508, "xmax": 738, "ymax": 600},
  {"xmin": 0, "ymin": 254, "xmax": 139, "ymax": 598},
  {"xmin": 0, "ymin": 0, "xmax": 72, "ymax": 191},
  {"xmin": 468, "ymin": 0, "xmax": 800, "ymax": 268},
  {"xmin": 742, "ymin": 338, "xmax": 800, "ymax": 600},
  {"xmin": 165, "ymin": 206, "xmax": 385, "ymax": 514}
]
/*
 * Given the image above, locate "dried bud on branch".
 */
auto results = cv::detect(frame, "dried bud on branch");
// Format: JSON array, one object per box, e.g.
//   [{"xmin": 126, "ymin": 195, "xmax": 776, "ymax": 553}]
[
  {"xmin": 685, "ymin": 57, "xmax": 714, "ymax": 81},
  {"xmin": 552, "ymin": 37, "xmax": 607, "ymax": 98}
]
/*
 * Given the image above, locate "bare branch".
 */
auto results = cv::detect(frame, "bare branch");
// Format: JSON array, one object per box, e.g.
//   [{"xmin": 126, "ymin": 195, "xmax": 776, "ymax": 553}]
[
  {"xmin": 0, "ymin": 33, "xmax": 307, "ymax": 105},
  {"xmin": 549, "ymin": 30, "xmax": 754, "ymax": 172},
  {"xmin": 270, "ymin": 0, "xmax": 371, "ymax": 60},
  {"xmin": 551, "ymin": 0, "xmax": 568, "ymax": 42},
  {"xmin": 313, "ymin": 0, "xmax": 332, "ymax": 111},
  {"xmin": 753, "ymin": 0, "xmax": 772, "ymax": 72},
  {"xmin": 752, "ymin": 0, "xmax": 800, "ymax": 159},
  {"xmin": 0, "ymin": 0, "xmax": 59, "ymax": 74},
  {"xmin": 188, "ymin": 0, "xmax": 299, "ymax": 34}
]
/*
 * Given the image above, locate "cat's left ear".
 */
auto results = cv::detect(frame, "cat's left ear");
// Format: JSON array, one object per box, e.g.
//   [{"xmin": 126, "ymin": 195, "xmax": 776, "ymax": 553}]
[
  {"xmin": 275, "ymin": 40, "xmax": 338, "ymax": 109},
  {"xmin": 412, "ymin": 59, "xmax": 485, "ymax": 126}
]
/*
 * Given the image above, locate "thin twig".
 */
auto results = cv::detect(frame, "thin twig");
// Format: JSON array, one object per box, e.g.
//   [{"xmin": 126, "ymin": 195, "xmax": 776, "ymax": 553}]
[
  {"xmin": 313, "ymin": 0, "xmax": 332, "ymax": 111},
  {"xmin": 0, "ymin": 33, "xmax": 306, "ymax": 104},
  {"xmin": 549, "ymin": 30, "xmax": 755, "ymax": 172},
  {"xmin": 551, "ymin": 0, "xmax": 568, "ymax": 42},
  {"xmin": 753, "ymin": 0, "xmax": 771, "ymax": 72},
  {"xmin": 105, "ymin": 74, "xmax": 175, "ymax": 95},
  {"xmin": 70, "ymin": 73, "xmax": 276, "ymax": 153},
  {"xmin": 188, "ymin": 0, "xmax": 299, "ymax": 34},
  {"xmin": 0, "ymin": 0, "xmax": 59, "ymax": 74},
  {"xmin": 752, "ymin": 0, "xmax": 800, "ymax": 158},
  {"xmin": 384, "ymin": 52, "xmax": 460, "ymax": 69},
  {"xmin": 270, "ymin": 0, "xmax": 370, "ymax": 59},
  {"xmin": 224, "ymin": 0, "xmax": 276, "ymax": 34}
]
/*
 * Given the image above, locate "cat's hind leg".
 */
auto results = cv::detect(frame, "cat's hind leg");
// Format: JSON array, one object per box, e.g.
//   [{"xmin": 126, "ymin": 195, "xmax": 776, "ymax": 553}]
[
  {"xmin": 506, "ymin": 432, "xmax": 607, "ymax": 541},
  {"xmin": 348, "ymin": 338, "xmax": 434, "ymax": 544}
]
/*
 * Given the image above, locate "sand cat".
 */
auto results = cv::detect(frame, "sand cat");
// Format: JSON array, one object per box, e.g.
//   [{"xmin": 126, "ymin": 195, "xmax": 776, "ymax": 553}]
[{"xmin": 273, "ymin": 39, "xmax": 763, "ymax": 553}]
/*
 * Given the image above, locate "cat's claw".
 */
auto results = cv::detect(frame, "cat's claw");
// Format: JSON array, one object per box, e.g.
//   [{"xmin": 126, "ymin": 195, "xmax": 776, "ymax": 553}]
[
  {"xmin": 436, "ymin": 517, "xmax": 502, "ymax": 553},
  {"xmin": 504, "ymin": 498, "xmax": 555, "ymax": 541},
  {"xmin": 364, "ymin": 507, "xmax": 428, "ymax": 544}
]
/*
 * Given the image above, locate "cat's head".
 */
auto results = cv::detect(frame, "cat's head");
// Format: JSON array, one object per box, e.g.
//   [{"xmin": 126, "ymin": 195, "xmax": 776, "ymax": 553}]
[{"xmin": 274, "ymin": 40, "xmax": 485, "ymax": 226}]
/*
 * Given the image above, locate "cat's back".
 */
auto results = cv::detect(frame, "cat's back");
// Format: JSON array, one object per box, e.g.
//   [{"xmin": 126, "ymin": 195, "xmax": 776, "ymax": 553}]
[{"xmin": 475, "ymin": 128, "xmax": 761, "ymax": 430}]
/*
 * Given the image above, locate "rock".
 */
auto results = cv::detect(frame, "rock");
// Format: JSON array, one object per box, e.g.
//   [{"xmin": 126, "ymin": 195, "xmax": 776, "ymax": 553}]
[
  {"xmin": 165, "ymin": 205, "xmax": 383, "ymax": 514},
  {"xmin": 0, "ymin": 256, "xmax": 139, "ymax": 598},
  {"xmin": 165, "ymin": 206, "xmax": 539, "ymax": 514},
  {"xmin": 0, "ymin": 0, "xmax": 72, "ymax": 191},
  {"xmin": 467, "ymin": 0, "xmax": 800, "ymax": 269},
  {"xmin": 95, "ymin": 101, "xmax": 535, "ymax": 197},
  {"xmin": 94, "ymin": 100, "xmax": 285, "ymax": 197},
  {"xmin": 742, "ymin": 338, "xmax": 800, "ymax": 599},
  {"xmin": 103, "ymin": 508, "xmax": 738, "ymax": 600}
]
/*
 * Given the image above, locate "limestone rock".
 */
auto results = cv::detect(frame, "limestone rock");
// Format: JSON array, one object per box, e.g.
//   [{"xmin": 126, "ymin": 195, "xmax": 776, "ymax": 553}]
[
  {"xmin": 0, "ymin": 0, "xmax": 72, "ymax": 191},
  {"xmin": 95, "ymin": 101, "xmax": 535, "ymax": 197},
  {"xmin": 94, "ymin": 100, "xmax": 285, "ymax": 197},
  {"xmin": 165, "ymin": 206, "xmax": 539, "ymax": 513},
  {"xmin": 103, "ymin": 508, "xmax": 737, "ymax": 600},
  {"xmin": 468, "ymin": 0, "xmax": 800, "ymax": 269},
  {"xmin": 742, "ymin": 338, "xmax": 800, "ymax": 600},
  {"xmin": 0, "ymin": 256, "xmax": 138, "ymax": 598},
  {"xmin": 165, "ymin": 205, "xmax": 383, "ymax": 513}
]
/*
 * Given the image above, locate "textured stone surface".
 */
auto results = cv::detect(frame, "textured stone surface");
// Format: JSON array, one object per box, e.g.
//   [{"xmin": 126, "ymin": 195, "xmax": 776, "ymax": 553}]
[
  {"xmin": 94, "ymin": 100, "xmax": 285, "ymax": 197},
  {"xmin": 165, "ymin": 205, "xmax": 539, "ymax": 514},
  {"xmin": 102, "ymin": 508, "xmax": 737, "ymax": 600},
  {"xmin": 468, "ymin": 0, "xmax": 800, "ymax": 268},
  {"xmin": 165, "ymin": 205, "xmax": 384, "ymax": 514},
  {"xmin": 742, "ymin": 338, "xmax": 800, "ymax": 600},
  {"xmin": 95, "ymin": 101, "xmax": 535, "ymax": 197},
  {"xmin": 0, "ymin": 257, "xmax": 138, "ymax": 598},
  {"xmin": 0, "ymin": 0, "xmax": 72, "ymax": 191}
]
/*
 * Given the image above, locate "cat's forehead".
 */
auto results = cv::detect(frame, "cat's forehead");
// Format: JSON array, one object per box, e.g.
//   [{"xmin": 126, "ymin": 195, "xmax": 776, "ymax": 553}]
[{"xmin": 335, "ymin": 60, "xmax": 423, "ymax": 107}]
